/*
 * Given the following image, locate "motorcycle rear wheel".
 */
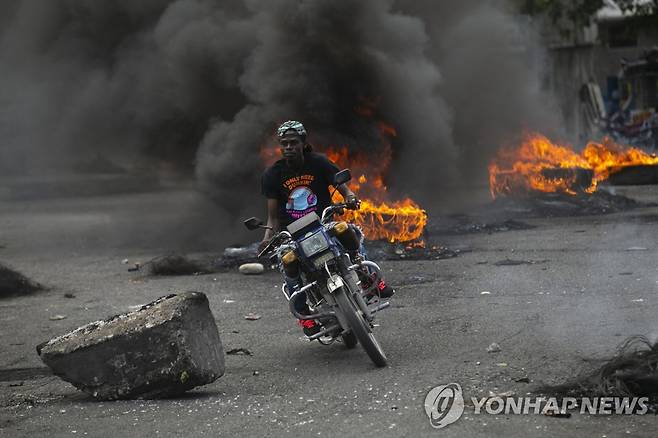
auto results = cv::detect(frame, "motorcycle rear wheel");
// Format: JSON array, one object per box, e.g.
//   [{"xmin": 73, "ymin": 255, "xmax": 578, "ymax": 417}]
[{"xmin": 334, "ymin": 286, "xmax": 387, "ymax": 367}]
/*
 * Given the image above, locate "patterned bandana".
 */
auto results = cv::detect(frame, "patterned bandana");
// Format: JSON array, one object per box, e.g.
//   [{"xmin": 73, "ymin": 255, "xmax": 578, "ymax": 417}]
[{"xmin": 277, "ymin": 120, "xmax": 307, "ymax": 139}]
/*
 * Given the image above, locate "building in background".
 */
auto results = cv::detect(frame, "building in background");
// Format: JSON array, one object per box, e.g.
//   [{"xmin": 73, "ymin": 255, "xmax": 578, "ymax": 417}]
[{"xmin": 541, "ymin": 0, "xmax": 658, "ymax": 148}]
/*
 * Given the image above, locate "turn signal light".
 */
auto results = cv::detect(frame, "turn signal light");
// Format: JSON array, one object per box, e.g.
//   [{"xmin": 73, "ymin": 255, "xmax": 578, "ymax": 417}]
[{"xmin": 281, "ymin": 250, "xmax": 297, "ymax": 265}]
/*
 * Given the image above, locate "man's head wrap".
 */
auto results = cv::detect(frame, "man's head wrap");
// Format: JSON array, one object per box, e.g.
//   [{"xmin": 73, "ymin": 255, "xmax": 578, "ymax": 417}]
[{"xmin": 277, "ymin": 120, "xmax": 307, "ymax": 140}]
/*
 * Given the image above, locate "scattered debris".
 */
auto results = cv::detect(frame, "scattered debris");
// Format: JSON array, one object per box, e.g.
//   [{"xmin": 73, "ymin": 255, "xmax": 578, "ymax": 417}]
[
  {"xmin": 37, "ymin": 292, "xmax": 225, "ymax": 400},
  {"xmin": 0, "ymin": 263, "xmax": 42, "ymax": 298},
  {"xmin": 244, "ymin": 313, "xmax": 262, "ymax": 321},
  {"xmin": 487, "ymin": 343, "xmax": 502, "ymax": 353},
  {"xmin": 428, "ymin": 217, "xmax": 536, "ymax": 235},
  {"xmin": 494, "ymin": 259, "xmax": 548, "ymax": 266},
  {"xmin": 144, "ymin": 255, "xmax": 209, "ymax": 276},
  {"xmin": 217, "ymin": 243, "xmax": 259, "ymax": 270},
  {"xmin": 49, "ymin": 315, "xmax": 67, "ymax": 321},
  {"xmin": 537, "ymin": 336, "xmax": 658, "ymax": 403},
  {"xmin": 226, "ymin": 348, "xmax": 252, "ymax": 356},
  {"xmin": 493, "ymin": 190, "xmax": 652, "ymax": 217},
  {"xmin": 365, "ymin": 241, "xmax": 459, "ymax": 261},
  {"xmin": 239, "ymin": 263, "xmax": 265, "ymax": 275}
]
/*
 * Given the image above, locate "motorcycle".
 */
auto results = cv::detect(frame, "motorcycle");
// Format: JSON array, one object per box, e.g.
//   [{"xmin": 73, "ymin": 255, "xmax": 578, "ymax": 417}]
[{"xmin": 243, "ymin": 169, "xmax": 389, "ymax": 367}]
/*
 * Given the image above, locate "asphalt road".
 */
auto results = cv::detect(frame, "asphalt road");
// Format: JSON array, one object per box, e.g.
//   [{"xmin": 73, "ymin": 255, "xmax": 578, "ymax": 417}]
[{"xmin": 1, "ymin": 183, "xmax": 658, "ymax": 437}]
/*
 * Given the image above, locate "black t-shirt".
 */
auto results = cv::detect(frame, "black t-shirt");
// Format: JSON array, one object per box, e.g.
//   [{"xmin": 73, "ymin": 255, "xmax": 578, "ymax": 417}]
[{"xmin": 261, "ymin": 152, "xmax": 340, "ymax": 227}]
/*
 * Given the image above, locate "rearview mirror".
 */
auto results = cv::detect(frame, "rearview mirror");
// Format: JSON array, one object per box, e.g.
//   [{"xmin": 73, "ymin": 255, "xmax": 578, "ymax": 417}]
[
  {"xmin": 244, "ymin": 217, "xmax": 264, "ymax": 231},
  {"xmin": 334, "ymin": 169, "xmax": 352, "ymax": 186}
]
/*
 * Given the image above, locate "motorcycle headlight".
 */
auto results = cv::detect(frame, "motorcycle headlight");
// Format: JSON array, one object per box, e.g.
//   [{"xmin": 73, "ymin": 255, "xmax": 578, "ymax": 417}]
[{"xmin": 299, "ymin": 231, "xmax": 330, "ymax": 257}]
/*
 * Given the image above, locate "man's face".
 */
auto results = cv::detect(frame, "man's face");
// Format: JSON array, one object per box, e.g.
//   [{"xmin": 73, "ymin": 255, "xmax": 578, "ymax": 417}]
[{"xmin": 279, "ymin": 130, "xmax": 304, "ymax": 161}]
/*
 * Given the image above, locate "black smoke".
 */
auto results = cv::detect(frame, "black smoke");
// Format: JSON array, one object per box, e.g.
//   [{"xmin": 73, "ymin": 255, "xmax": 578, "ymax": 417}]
[{"xmin": 0, "ymin": 0, "xmax": 563, "ymax": 212}]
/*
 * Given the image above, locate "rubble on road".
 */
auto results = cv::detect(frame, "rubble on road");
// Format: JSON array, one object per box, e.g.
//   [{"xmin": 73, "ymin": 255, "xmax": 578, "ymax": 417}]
[
  {"xmin": 145, "ymin": 254, "xmax": 210, "ymax": 276},
  {"xmin": 426, "ymin": 216, "xmax": 535, "ymax": 236},
  {"xmin": 492, "ymin": 190, "xmax": 652, "ymax": 217},
  {"xmin": 365, "ymin": 241, "xmax": 459, "ymax": 261},
  {"xmin": 537, "ymin": 335, "xmax": 658, "ymax": 404},
  {"xmin": 0, "ymin": 263, "xmax": 42, "ymax": 298},
  {"xmin": 37, "ymin": 292, "xmax": 224, "ymax": 400}
]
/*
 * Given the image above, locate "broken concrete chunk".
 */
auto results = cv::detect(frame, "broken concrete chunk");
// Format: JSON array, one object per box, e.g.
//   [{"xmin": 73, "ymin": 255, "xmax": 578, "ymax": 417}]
[
  {"xmin": 239, "ymin": 263, "xmax": 264, "ymax": 275},
  {"xmin": 37, "ymin": 292, "xmax": 224, "ymax": 400}
]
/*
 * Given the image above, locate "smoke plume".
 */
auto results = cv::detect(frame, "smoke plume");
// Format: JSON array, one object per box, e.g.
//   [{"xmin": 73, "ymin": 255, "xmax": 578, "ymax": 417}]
[{"xmin": 0, "ymin": 0, "xmax": 563, "ymax": 213}]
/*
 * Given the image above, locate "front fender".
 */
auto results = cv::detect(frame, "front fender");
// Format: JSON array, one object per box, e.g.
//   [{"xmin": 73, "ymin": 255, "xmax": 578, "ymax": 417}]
[{"xmin": 326, "ymin": 274, "xmax": 345, "ymax": 293}]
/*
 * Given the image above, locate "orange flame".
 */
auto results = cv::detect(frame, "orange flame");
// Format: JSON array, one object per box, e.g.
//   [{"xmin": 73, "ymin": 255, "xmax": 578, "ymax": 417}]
[
  {"xmin": 260, "ymin": 125, "xmax": 426, "ymax": 242},
  {"xmin": 489, "ymin": 133, "xmax": 658, "ymax": 198}
]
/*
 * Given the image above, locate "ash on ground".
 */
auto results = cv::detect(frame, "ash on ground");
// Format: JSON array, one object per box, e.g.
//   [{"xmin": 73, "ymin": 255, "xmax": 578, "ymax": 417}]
[
  {"xmin": 364, "ymin": 241, "xmax": 459, "ymax": 261},
  {"xmin": 492, "ymin": 190, "xmax": 653, "ymax": 218},
  {"xmin": 426, "ymin": 216, "xmax": 535, "ymax": 236},
  {"xmin": 537, "ymin": 336, "xmax": 658, "ymax": 408},
  {"xmin": 0, "ymin": 263, "xmax": 42, "ymax": 298}
]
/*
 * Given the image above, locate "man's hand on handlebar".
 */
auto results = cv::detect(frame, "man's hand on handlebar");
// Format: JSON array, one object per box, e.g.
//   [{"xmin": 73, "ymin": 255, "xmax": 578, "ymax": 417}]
[{"xmin": 345, "ymin": 194, "xmax": 361, "ymax": 210}]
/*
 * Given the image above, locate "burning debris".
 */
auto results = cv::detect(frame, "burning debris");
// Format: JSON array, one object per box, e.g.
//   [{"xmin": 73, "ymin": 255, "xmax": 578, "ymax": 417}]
[
  {"xmin": 0, "ymin": 263, "xmax": 42, "ymax": 298},
  {"xmin": 539, "ymin": 336, "xmax": 658, "ymax": 405},
  {"xmin": 489, "ymin": 133, "xmax": 658, "ymax": 198}
]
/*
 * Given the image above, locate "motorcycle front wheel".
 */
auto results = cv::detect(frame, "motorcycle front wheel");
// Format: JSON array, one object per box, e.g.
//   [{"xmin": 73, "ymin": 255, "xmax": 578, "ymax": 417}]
[{"xmin": 334, "ymin": 286, "xmax": 387, "ymax": 367}]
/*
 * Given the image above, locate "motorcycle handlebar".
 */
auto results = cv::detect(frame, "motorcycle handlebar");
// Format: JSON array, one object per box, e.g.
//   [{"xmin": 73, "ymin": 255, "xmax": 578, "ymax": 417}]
[
  {"xmin": 321, "ymin": 201, "xmax": 359, "ymax": 223},
  {"xmin": 258, "ymin": 231, "xmax": 291, "ymax": 258}
]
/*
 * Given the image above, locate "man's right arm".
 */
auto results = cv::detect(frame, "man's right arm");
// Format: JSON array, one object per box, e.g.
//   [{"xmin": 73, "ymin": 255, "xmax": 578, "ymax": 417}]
[{"xmin": 260, "ymin": 198, "xmax": 279, "ymax": 251}]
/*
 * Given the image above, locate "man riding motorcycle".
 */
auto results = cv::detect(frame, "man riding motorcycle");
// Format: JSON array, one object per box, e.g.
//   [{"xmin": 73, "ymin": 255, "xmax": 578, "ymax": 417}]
[{"xmin": 260, "ymin": 120, "xmax": 394, "ymax": 337}]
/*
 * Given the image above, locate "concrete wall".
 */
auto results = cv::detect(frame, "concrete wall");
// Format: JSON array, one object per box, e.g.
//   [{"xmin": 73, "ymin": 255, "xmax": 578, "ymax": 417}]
[{"xmin": 545, "ymin": 44, "xmax": 656, "ymax": 143}]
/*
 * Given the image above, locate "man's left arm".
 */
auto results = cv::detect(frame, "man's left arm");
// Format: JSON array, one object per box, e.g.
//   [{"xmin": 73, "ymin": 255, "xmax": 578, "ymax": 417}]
[
  {"xmin": 337, "ymin": 184, "xmax": 358, "ymax": 208},
  {"xmin": 320, "ymin": 154, "xmax": 359, "ymax": 208}
]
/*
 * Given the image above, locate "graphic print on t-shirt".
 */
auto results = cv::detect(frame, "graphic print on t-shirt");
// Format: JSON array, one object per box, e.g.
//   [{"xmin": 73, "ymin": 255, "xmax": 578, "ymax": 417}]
[{"xmin": 283, "ymin": 174, "xmax": 318, "ymax": 219}]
